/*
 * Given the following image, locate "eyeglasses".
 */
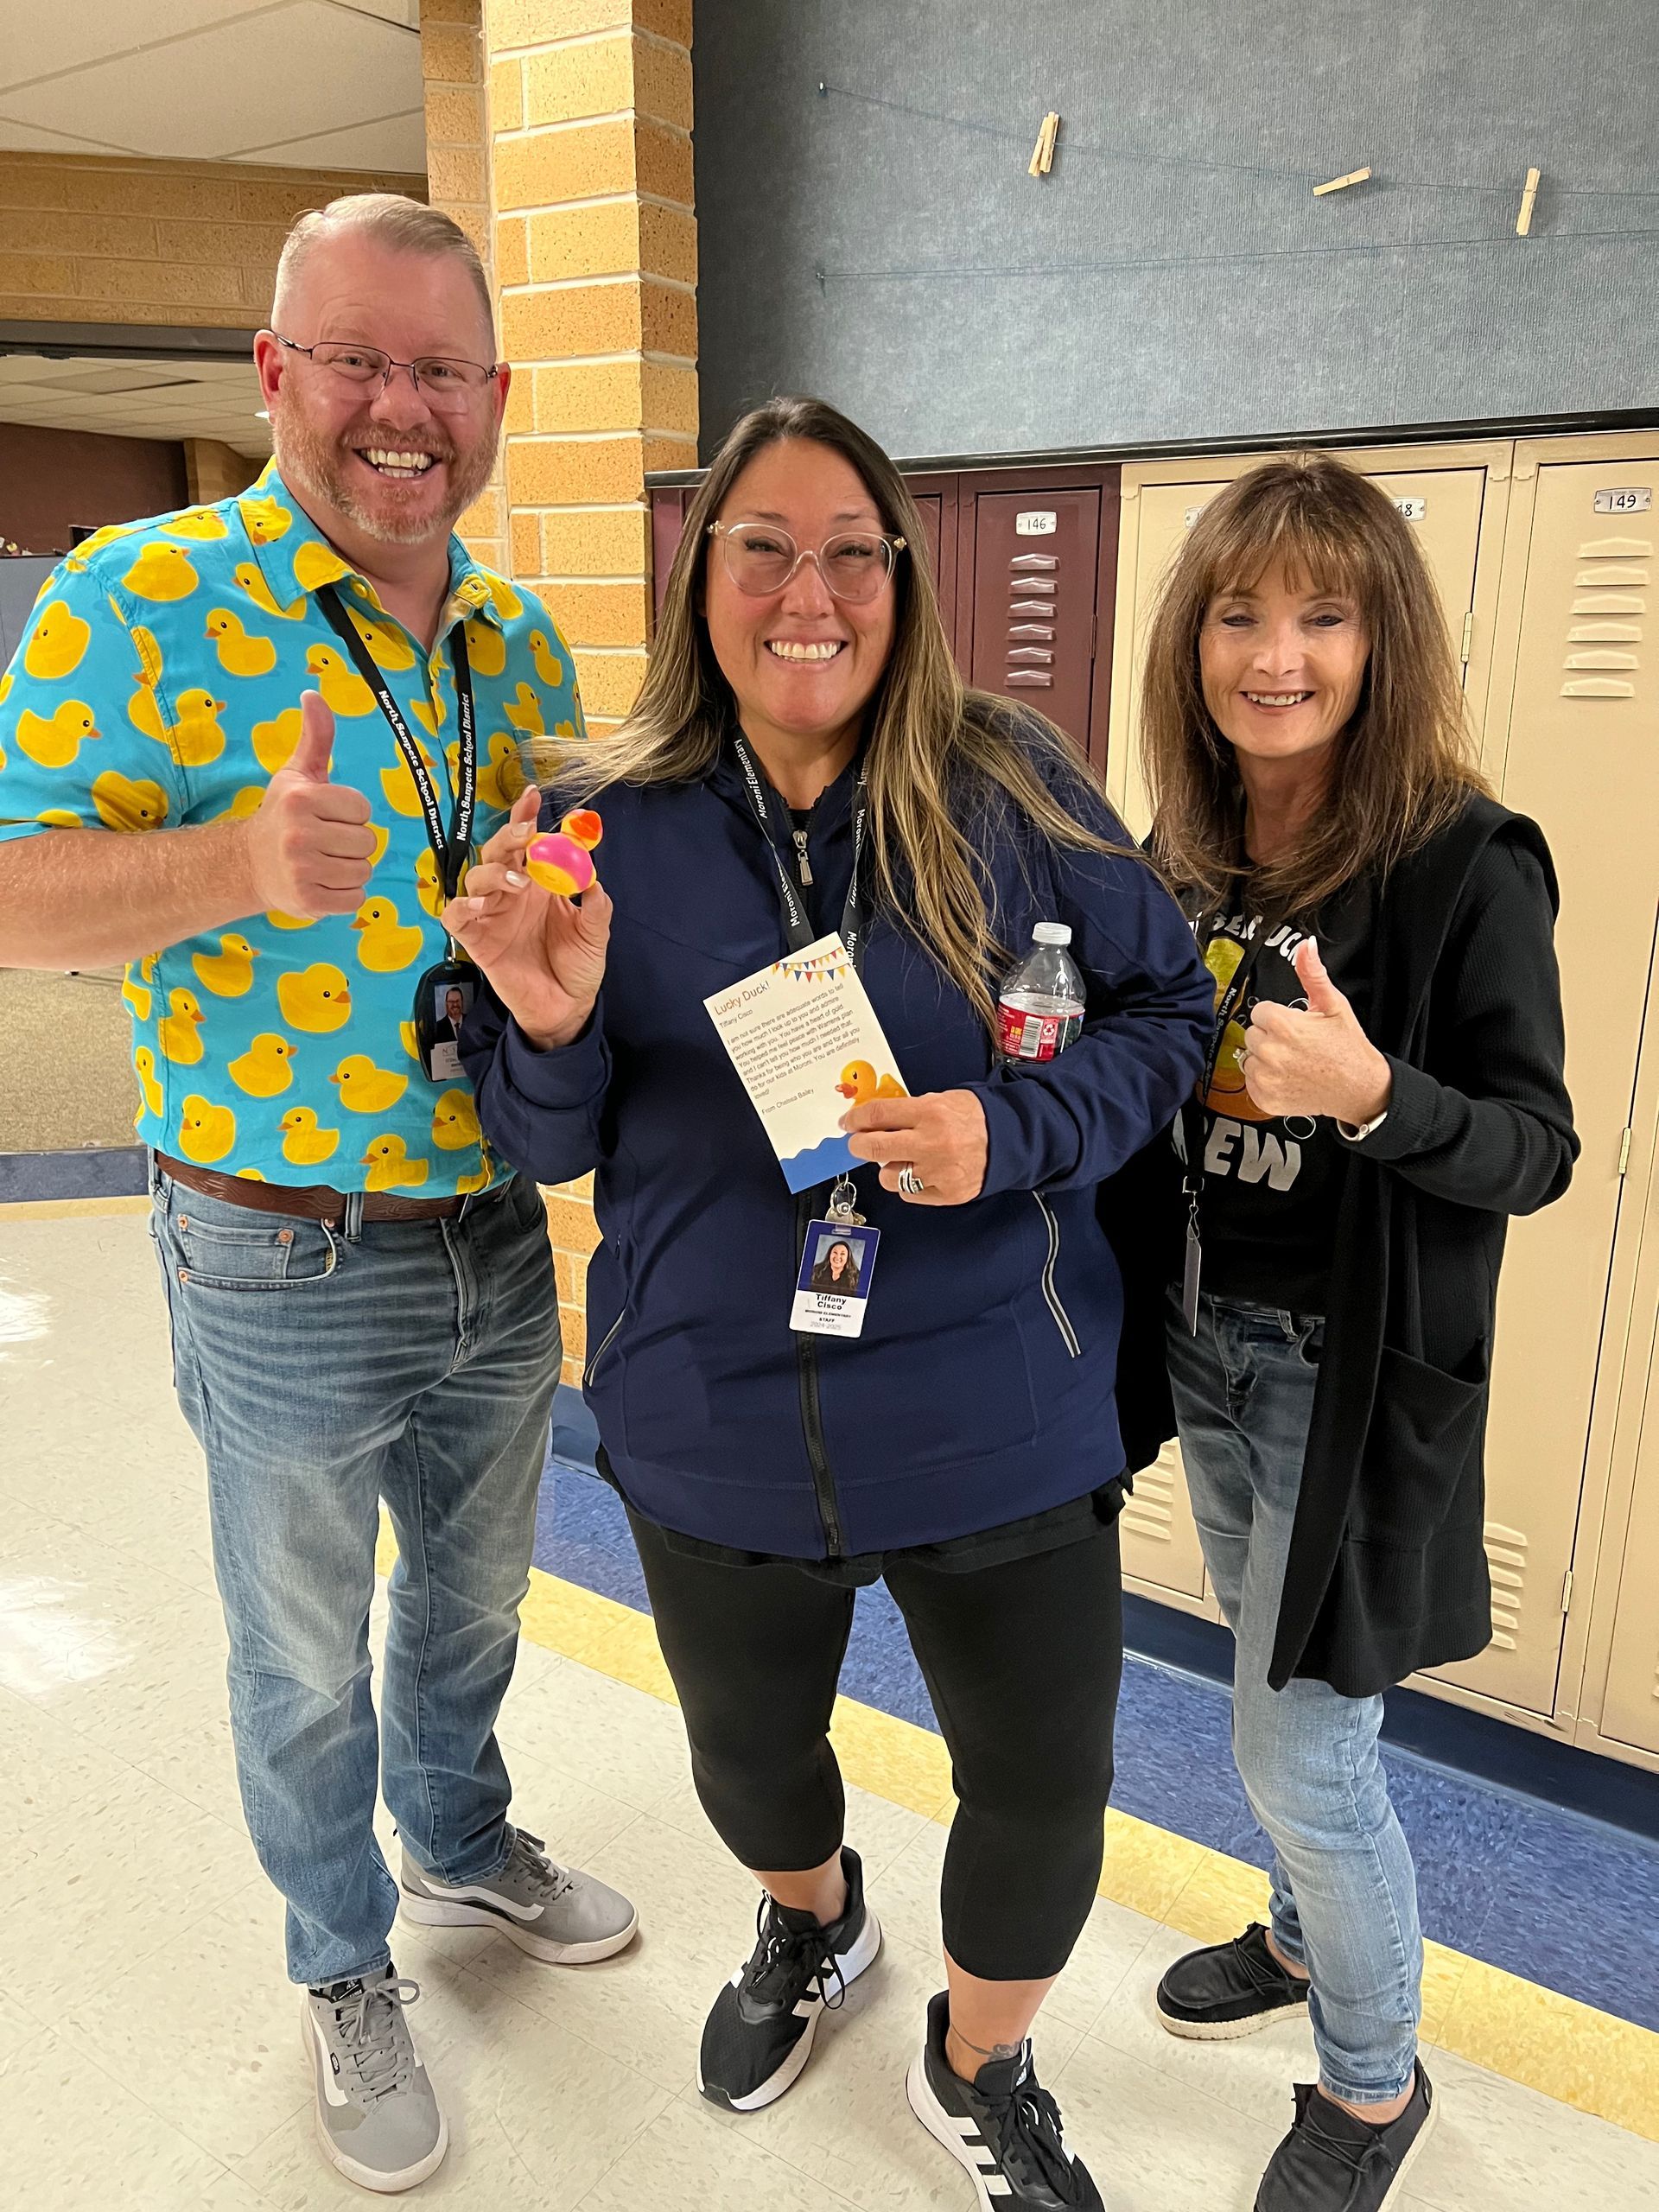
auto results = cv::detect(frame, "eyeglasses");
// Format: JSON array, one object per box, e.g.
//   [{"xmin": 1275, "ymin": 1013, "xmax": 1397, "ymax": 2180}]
[
  {"xmin": 708, "ymin": 519, "xmax": 906, "ymax": 604},
  {"xmin": 271, "ymin": 333, "xmax": 500, "ymax": 412}
]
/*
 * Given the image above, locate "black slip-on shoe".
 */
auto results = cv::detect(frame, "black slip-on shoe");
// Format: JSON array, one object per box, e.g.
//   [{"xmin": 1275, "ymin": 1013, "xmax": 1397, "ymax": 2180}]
[
  {"xmin": 906, "ymin": 1990, "xmax": 1104, "ymax": 2209},
  {"xmin": 1156, "ymin": 1921, "xmax": 1312, "ymax": 2040},
  {"xmin": 696, "ymin": 1847, "xmax": 881, "ymax": 2112},
  {"xmin": 1257, "ymin": 2064, "xmax": 1438, "ymax": 2211}
]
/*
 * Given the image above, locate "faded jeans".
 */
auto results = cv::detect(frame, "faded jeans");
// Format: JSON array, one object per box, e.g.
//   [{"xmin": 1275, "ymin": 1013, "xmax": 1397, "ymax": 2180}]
[
  {"xmin": 150, "ymin": 1164, "xmax": 560, "ymax": 1985},
  {"xmin": 1166, "ymin": 1289, "xmax": 1423, "ymax": 2105}
]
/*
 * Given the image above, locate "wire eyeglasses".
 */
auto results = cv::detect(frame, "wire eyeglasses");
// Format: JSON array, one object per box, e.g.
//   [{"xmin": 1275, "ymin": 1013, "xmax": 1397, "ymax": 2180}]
[
  {"xmin": 271, "ymin": 334, "xmax": 500, "ymax": 412},
  {"xmin": 708, "ymin": 519, "xmax": 906, "ymax": 604}
]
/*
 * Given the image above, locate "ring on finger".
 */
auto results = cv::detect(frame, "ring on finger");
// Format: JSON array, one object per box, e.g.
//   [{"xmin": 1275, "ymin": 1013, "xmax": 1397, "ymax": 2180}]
[{"xmin": 897, "ymin": 1164, "xmax": 925, "ymax": 1198}]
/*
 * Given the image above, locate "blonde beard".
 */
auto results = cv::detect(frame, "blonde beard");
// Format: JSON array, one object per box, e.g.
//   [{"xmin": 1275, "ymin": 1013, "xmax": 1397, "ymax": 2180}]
[{"xmin": 273, "ymin": 410, "xmax": 497, "ymax": 547}]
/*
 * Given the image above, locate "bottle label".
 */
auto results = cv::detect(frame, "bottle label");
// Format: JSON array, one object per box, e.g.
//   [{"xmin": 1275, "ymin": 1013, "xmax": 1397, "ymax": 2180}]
[{"xmin": 998, "ymin": 1002, "xmax": 1081, "ymax": 1060}]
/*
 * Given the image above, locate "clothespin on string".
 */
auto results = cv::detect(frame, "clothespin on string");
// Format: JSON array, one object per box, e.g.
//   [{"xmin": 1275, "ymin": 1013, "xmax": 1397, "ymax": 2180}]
[
  {"xmin": 1516, "ymin": 167, "xmax": 1541, "ymax": 235},
  {"xmin": 1028, "ymin": 111, "xmax": 1060, "ymax": 177},
  {"xmin": 1313, "ymin": 165, "xmax": 1371, "ymax": 197}
]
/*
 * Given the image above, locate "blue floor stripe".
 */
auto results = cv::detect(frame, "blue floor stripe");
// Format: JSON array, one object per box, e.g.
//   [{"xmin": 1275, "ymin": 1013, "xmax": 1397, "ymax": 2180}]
[
  {"xmin": 533, "ymin": 1414, "xmax": 1659, "ymax": 2034},
  {"xmin": 0, "ymin": 1146, "xmax": 147, "ymax": 1202}
]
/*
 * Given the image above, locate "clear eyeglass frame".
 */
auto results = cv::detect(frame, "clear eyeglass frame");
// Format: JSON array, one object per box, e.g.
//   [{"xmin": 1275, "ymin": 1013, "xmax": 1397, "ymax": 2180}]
[
  {"xmin": 270, "ymin": 333, "xmax": 500, "ymax": 412},
  {"xmin": 707, "ymin": 518, "xmax": 907, "ymax": 603}
]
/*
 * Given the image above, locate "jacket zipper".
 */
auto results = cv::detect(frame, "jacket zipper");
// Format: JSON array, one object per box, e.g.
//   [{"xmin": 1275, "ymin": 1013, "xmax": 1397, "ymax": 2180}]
[
  {"xmin": 791, "ymin": 828, "xmax": 814, "ymax": 886},
  {"xmin": 795, "ymin": 1190, "xmax": 845, "ymax": 1554},
  {"xmin": 582, "ymin": 1306, "xmax": 626, "ymax": 1392},
  {"xmin": 1032, "ymin": 1191, "xmax": 1082, "ymax": 1358}
]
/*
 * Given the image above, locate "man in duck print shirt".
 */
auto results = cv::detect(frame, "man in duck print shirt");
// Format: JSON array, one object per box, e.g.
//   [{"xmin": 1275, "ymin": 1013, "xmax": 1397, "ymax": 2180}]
[{"xmin": 0, "ymin": 196, "xmax": 638, "ymax": 2196}]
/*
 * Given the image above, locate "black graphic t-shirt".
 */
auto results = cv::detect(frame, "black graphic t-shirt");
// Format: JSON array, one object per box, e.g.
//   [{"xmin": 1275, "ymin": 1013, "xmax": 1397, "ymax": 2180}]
[{"xmin": 1176, "ymin": 882, "xmax": 1373, "ymax": 1313}]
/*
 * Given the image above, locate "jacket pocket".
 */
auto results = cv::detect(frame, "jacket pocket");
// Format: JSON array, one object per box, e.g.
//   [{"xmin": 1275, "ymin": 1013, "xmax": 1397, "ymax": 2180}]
[
  {"xmin": 1031, "ymin": 1192, "xmax": 1082, "ymax": 1359},
  {"xmin": 1350, "ymin": 1342, "xmax": 1488, "ymax": 1547},
  {"xmin": 582, "ymin": 1304, "xmax": 626, "ymax": 1391}
]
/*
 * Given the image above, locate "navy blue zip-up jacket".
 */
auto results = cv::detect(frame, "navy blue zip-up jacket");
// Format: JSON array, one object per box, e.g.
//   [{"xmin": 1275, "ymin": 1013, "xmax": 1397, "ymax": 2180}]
[{"xmin": 464, "ymin": 741, "xmax": 1211, "ymax": 1559}]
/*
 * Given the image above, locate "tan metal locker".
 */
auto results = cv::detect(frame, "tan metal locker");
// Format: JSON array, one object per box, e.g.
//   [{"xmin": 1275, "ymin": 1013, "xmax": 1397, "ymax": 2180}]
[
  {"xmin": 1446, "ymin": 449, "xmax": 1659, "ymax": 1716},
  {"xmin": 1594, "ymin": 1238, "xmax": 1659, "ymax": 1756},
  {"xmin": 1121, "ymin": 1440, "xmax": 1210, "ymax": 1605}
]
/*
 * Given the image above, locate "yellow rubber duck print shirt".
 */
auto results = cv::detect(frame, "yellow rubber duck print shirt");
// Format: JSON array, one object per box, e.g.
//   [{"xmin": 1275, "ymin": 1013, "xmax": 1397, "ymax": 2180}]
[{"xmin": 0, "ymin": 465, "xmax": 587, "ymax": 1196}]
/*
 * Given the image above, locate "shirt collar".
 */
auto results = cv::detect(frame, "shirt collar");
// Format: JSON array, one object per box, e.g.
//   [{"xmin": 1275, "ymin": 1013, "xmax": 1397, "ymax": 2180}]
[{"xmin": 239, "ymin": 460, "xmax": 501, "ymax": 632}]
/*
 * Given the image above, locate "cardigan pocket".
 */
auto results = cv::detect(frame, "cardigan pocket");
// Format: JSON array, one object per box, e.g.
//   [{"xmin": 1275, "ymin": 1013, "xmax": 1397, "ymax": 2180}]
[{"xmin": 1349, "ymin": 1342, "xmax": 1488, "ymax": 1546}]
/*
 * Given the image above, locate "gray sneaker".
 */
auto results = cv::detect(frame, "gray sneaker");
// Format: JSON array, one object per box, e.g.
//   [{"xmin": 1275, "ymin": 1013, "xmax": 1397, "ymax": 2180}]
[
  {"xmin": 302, "ymin": 1969, "xmax": 446, "ymax": 2194},
  {"xmin": 399, "ymin": 1824, "xmax": 639, "ymax": 1963}
]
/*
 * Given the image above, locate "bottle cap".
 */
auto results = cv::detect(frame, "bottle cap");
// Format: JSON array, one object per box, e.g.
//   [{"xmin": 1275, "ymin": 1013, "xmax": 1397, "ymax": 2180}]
[{"xmin": 1033, "ymin": 922, "xmax": 1072, "ymax": 946}]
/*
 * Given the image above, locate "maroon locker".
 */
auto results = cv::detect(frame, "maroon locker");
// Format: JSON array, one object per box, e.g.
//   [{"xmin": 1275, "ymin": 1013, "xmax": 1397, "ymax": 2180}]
[{"xmin": 955, "ymin": 478, "xmax": 1119, "ymax": 771}]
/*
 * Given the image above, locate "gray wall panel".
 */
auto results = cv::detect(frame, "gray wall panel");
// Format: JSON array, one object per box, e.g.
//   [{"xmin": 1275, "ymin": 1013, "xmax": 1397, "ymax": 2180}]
[{"xmin": 691, "ymin": 0, "xmax": 1659, "ymax": 458}]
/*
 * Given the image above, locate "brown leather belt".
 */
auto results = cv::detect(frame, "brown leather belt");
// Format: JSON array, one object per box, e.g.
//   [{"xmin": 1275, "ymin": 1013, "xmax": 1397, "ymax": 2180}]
[{"xmin": 155, "ymin": 1153, "xmax": 466, "ymax": 1222}]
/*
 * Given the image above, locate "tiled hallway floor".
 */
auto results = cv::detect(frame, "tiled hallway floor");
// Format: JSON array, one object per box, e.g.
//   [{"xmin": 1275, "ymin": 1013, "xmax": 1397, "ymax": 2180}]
[{"xmin": 3, "ymin": 1207, "xmax": 1657, "ymax": 2210}]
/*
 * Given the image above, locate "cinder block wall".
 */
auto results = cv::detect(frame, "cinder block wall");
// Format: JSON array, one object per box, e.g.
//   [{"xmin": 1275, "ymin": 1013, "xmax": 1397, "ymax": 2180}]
[
  {"xmin": 0, "ymin": 154, "xmax": 427, "ymax": 330},
  {"xmin": 423, "ymin": 0, "xmax": 697, "ymax": 1386}
]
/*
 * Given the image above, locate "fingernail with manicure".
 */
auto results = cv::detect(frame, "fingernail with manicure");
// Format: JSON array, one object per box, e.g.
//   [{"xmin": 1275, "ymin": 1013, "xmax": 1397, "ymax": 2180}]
[{"xmin": 505, "ymin": 870, "xmax": 526, "ymax": 887}]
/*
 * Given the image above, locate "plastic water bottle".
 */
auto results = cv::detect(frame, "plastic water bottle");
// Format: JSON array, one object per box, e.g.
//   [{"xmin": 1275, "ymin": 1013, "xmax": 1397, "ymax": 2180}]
[{"xmin": 997, "ymin": 923, "xmax": 1084, "ymax": 1062}]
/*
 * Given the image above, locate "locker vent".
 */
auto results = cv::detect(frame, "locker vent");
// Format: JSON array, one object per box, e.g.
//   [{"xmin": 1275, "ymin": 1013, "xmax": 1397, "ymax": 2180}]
[
  {"xmin": 1121, "ymin": 1448, "xmax": 1180, "ymax": 1547},
  {"xmin": 1562, "ymin": 540, "xmax": 1650, "ymax": 697},
  {"xmin": 1483, "ymin": 1519, "xmax": 1528, "ymax": 1652}
]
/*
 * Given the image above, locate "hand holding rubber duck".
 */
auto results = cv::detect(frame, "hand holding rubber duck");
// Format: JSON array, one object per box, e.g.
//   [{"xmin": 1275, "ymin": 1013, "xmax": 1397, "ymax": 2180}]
[{"xmin": 442, "ymin": 786, "xmax": 612, "ymax": 1051}]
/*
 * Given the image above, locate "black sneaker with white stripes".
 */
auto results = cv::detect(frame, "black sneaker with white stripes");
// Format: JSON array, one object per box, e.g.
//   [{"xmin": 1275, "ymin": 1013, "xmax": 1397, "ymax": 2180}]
[
  {"xmin": 907, "ymin": 1990, "xmax": 1103, "ymax": 2210},
  {"xmin": 697, "ymin": 1847, "xmax": 882, "ymax": 2112}
]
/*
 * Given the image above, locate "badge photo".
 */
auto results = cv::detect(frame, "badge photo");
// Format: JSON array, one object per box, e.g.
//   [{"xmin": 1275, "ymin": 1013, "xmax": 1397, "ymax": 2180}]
[
  {"xmin": 791, "ymin": 1221, "xmax": 880, "ymax": 1339},
  {"xmin": 416, "ymin": 967, "xmax": 475, "ymax": 1083}
]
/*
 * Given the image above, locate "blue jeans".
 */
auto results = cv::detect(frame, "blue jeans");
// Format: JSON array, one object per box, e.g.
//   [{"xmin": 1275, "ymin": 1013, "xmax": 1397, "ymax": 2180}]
[
  {"xmin": 1166, "ymin": 1290, "xmax": 1423, "ymax": 2106},
  {"xmin": 150, "ymin": 1165, "xmax": 561, "ymax": 1986}
]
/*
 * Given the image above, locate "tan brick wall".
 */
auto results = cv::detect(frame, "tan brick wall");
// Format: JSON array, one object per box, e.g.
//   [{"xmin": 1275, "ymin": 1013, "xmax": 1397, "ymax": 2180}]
[
  {"xmin": 477, "ymin": 0, "xmax": 698, "ymax": 1382},
  {"xmin": 0, "ymin": 154, "xmax": 426, "ymax": 329},
  {"xmin": 422, "ymin": 0, "xmax": 510, "ymax": 576}
]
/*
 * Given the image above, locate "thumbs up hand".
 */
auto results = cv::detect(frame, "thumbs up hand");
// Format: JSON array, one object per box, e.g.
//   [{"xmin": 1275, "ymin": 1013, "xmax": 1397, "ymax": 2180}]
[
  {"xmin": 1238, "ymin": 937, "xmax": 1393, "ymax": 1126},
  {"xmin": 245, "ymin": 689, "xmax": 377, "ymax": 918}
]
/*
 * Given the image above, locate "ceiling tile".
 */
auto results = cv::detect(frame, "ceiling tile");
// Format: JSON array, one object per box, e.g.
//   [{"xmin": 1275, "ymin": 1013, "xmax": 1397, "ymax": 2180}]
[
  {"xmin": 231, "ymin": 109, "xmax": 426, "ymax": 170},
  {"xmin": 0, "ymin": 114, "xmax": 126, "ymax": 154},
  {"xmin": 0, "ymin": 0, "xmax": 269, "ymax": 97},
  {"xmin": 0, "ymin": 3, "xmax": 422, "ymax": 165}
]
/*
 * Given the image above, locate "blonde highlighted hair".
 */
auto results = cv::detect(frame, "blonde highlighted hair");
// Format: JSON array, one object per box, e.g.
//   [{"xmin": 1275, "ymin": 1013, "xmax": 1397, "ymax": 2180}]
[
  {"xmin": 559, "ymin": 396, "xmax": 1130, "ymax": 1032},
  {"xmin": 1141, "ymin": 450, "xmax": 1485, "ymax": 919}
]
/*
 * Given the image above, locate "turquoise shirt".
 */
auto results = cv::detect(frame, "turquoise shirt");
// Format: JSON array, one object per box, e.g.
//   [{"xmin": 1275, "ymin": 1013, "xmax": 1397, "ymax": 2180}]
[{"xmin": 0, "ymin": 463, "xmax": 585, "ymax": 1196}]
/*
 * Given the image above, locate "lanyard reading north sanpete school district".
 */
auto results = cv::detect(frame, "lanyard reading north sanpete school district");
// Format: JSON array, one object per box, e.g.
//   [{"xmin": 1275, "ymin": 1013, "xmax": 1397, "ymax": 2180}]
[
  {"xmin": 318, "ymin": 584, "xmax": 480, "ymax": 1084},
  {"xmin": 729, "ymin": 728, "xmax": 872, "ymax": 1233},
  {"xmin": 1179, "ymin": 911, "xmax": 1266, "ymax": 1332},
  {"xmin": 317, "ymin": 584, "xmax": 478, "ymax": 907}
]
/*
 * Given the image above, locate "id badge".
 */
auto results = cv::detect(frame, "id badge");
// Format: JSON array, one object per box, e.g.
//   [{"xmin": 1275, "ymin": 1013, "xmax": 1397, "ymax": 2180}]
[
  {"xmin": 413, "ymin": 961, "xmax": 476, "ymax": 1084},
  {"xmin": 791, "ymin": 1220, "xmax": 880, "ymax": 1339}
]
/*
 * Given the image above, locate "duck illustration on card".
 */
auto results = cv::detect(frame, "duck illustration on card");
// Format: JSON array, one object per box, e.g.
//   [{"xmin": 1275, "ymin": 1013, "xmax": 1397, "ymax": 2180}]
[{"xmin": 705, "ymin": 932, "xmax": 908, "ymax": 1192}]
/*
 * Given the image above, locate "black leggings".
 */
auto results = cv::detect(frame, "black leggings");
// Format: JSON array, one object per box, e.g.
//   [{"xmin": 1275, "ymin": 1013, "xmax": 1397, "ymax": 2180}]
[{"xmin": 627, "ymin": 1510, "xmax": 1123, "ymax": 1981}]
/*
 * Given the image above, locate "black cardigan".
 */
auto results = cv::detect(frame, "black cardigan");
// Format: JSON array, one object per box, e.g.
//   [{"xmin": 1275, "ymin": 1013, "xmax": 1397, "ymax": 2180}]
[{"xmin": 1106, "ymin": 793, "xmax": 1578, "ymax": 1697}]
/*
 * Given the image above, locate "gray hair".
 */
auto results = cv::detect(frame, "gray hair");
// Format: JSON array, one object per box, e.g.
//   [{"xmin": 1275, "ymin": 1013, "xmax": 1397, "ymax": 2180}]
[{"xmin": 270, "ymin": 193, "xmax": 495, "ymax": 347}]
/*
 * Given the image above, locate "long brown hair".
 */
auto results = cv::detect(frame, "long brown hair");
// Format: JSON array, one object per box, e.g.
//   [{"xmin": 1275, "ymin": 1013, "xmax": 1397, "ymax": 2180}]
[
  {"xmin": 560, "ymin": 395, "xmax": 1129, "ymax": 1031},
  {"xmin": 1140, "ymin": 450, "xmax": 1485, "ymax": 918}
]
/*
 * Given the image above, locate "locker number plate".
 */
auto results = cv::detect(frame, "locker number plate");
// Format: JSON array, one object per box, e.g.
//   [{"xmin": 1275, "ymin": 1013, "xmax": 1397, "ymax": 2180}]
[
  {"xmin": 1594, "ymin": 487, "xmax": 1652, "ymax": 514},
  {"xmin": 1015, "ymin": 511, "xmax": 1058, "ymax": 535},
  {"xmin": 1392, "ymin": 497, "xmax": 1427, "ymax": 520}
]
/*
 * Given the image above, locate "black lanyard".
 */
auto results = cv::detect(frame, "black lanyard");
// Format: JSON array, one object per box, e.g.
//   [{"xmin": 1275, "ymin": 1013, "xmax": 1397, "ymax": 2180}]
[
  {"xmin": 729, "ymin": 729, "xmax": 869, "ymax": 972},
  {"xmin": 318, "ymin": 585, "xmax": 477, "ymax": 905}
]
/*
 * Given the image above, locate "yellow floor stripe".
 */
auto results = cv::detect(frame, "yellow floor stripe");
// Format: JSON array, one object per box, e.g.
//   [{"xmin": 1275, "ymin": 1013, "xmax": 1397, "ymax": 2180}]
[
  {"xmin": 377, "ymin": 1537, "xmax": 1659, "ymax": 2143},
  {"xmin": 2, "ymin": 1193, "xmax": 150, "ymax": 1219}
]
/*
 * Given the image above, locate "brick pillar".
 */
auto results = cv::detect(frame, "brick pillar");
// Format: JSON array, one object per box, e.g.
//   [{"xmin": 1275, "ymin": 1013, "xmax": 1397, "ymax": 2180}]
[
  {"xmin": 421, "ymin": 0, "xmax": 510, "ymax": 574},
  {"xmin": 487, "ymin": 0, "xmax": 696, "ymax": 741},
  {"xmin": 479, "ymin": 0, "xmax": 698, "ymax": 1382}
]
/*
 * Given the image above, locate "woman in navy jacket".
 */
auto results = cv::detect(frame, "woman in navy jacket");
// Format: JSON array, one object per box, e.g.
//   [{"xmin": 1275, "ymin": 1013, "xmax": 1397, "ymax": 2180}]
[{"xmin": 453, "ymin": 397, "xmax": 1210, "ymax": 2210}]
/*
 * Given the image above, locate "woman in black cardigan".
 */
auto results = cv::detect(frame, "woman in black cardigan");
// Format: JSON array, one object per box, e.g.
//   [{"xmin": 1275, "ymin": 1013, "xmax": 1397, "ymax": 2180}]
[{"xmin": 1138, "ymin": 454, "xmax": 1575, "ymax": 2212}]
